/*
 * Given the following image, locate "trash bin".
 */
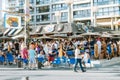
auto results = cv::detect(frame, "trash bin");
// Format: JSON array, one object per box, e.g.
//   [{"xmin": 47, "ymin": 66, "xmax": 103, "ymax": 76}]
[
  {"xmin": 38, "ymin": 62, "xmax": 43, "ymax": 69},
  {"xmin": 18, "ymin": 60, "xmax": 22, "ymax": 68}
]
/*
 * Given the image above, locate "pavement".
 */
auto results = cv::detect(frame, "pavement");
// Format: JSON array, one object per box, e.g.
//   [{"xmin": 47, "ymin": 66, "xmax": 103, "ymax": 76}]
[
  {"xmin": 91, "ymin": 57, "xmax": 120, "ymax": 67},
  {"xmin": 0, "ymin": 69, "xmax": 120, "ymax": 80},
  {"xmin": 0, "ymin": 58, "xmax": 120, "ymax": 80}
]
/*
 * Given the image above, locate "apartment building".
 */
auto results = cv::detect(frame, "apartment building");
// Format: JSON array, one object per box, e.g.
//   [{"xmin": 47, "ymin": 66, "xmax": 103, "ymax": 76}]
[
  {"xmin": 0, "ymin": 1, "xmax": 2, "ymax": 19},
  {"xmin": 5, "ymin": 0, "xmax": 120, "ymax": 30}
]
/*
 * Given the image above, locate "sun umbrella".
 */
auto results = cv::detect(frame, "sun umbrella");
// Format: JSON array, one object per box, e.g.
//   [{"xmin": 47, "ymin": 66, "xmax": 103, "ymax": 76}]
[
  {"xmin": 36, "ymin": 36, "xmax": 52, "ymax": 39},
  {"xmin": 12, "ymin": 34, "xmax": 26, "ymax": 39},
  {"xmin": 50, "ymin": 34, "xmax": 68, "ymax": 38},
  {"xmin": 110, "ymin": 33, "xmax": 120, "ymax": 36},
  {"xmin": 81, "ymin": 32, "xmax": 100, "ymax": 36},
  {"xmin": 100, "ymin": 34, "xmax": 112, "ymax": 38},
  {"xmin": 0, "ymin": 36, "xmax": 11, "ymax": 39},
  {"xmin": 69, "ymin": 35, "xmax": 83, "ymax": 39}
]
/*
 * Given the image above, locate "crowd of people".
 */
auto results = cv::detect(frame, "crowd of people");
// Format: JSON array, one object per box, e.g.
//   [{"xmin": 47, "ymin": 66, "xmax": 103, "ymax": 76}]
[{"xmin": 0, "ymin": 37, "xmax": 120, "ymax": 70}]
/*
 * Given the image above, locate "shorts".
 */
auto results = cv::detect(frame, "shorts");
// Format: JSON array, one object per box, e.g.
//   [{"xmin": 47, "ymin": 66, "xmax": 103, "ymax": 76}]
[
  {"xmin": 48, "ymin": 56, "xmax": 54, "ymax": 62},
  {"xmin": 29, "ymin": 58, "xmax": 36, "ymax": 64}
]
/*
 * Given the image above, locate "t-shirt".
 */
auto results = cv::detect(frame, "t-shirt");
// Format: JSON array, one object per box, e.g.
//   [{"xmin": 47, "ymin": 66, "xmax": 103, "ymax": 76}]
[
  {"xmin": 75, "ymin": 48, "xmax": 82, "ymax": 59},
  {"xmin": 28, "ymin": 49, "xmax": 36, "ymax": 59}
]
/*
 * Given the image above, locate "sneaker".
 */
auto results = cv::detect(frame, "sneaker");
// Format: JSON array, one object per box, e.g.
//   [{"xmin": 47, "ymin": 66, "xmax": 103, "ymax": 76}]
[
  {"xmin": 73, "ymin": 70, "xmax": 78, "ymax": 72},
  {"xmin": 82, "ymin": 70, "xmax": 86, "ymax": 72}
]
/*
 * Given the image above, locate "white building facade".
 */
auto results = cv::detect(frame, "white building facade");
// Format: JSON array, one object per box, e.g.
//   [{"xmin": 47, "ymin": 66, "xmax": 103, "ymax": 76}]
[{"xmin": 5, "ymin": 0, "xmax": 120, "ymax": 30}]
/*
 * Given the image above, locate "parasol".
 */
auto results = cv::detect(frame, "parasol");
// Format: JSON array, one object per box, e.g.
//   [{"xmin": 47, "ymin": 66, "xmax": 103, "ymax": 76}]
[
  {"xmin": 81, "ymin": 32, "xmax": 100, "ymax": 36},
  {"xmin": 0, "ymin": 36, "xmax": 11, "ymax": 39}
]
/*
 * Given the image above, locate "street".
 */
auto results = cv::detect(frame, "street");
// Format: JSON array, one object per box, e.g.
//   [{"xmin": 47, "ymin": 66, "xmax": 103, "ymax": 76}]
[{"xmin": 0, "ymin": 63, "xmax": 120, "ymax": 80}]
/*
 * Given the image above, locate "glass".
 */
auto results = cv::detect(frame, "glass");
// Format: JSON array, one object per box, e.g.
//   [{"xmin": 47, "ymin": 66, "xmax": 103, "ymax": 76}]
[
  {"xmin": 94, "ymin": 0, "xmax": 97, "ymax": 3},
  {"xmin": 41, "ymin": 14, "xmax": 50, "ymax": 21},
  {"xmin": 30, "ymin": 0, "xmax": 34, "ymax": 4},
  {"xmin": 109, "ymin": 7, "xmax": 114, "ymax": 12},
  {"xmin": 103, "ymin": 12, "xmax": 109, "ymax": 15},
  {"xmin": 103, "ymin": 8, "xmax": 108, "ymax": 12},
  {"xmin": 98, "ymin": 12, "xmax": 103, "ymax": 16},
  {"xmin": 73, "ymin": 3, "xmax": 90, "ymax": 9},
  {"xmin": 114, "ymin": 7, "xmax": 119, "ymax": 11}
]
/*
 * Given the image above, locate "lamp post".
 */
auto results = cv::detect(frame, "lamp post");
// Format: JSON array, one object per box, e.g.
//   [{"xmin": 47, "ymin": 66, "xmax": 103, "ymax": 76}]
[
  {"xmin": 110, "ymin": 13, "xmax": 114, "ymax": 30},
  {"xmin": 24, "ymin": 0, "xmax": 31, "ymax": 46},
  {"xmin": 65, "ymin": 0, "xmax": 73, "ymax": 24},
  {"xmin": 92, "ymin": 6, "xmax": 98, "ymax": 27}
]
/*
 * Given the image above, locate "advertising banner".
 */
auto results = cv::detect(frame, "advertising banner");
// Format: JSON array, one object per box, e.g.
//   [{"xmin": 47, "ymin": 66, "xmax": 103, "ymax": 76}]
[{"xmin": 4, "ymin": 14, "xmax": 21, "ymax": 28}]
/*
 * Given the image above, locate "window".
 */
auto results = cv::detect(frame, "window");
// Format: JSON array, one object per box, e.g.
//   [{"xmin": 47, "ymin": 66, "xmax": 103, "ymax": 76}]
[
  {"xmin": 19, "ymin": 0, "xmax": 24, "ymax": 6},
  {"xmin": 52, "ymin": 4, "xmax": 67, "ymax": 11},
  {"xmin": 109, "ymin": 7, "xmax": 114, "ymax": 12},
  {"xmin": 61, "ymin": 12, "xmax": 67, "ymax": 20},
  {"xmin": 36, "ymin": 7, "xmax": 39, "ymax": 13},
  {"xmin": 73, "ymin": 3, "xmax": 90, "ymax": 9},
  {"xmin": 30, "ymin": 16, "xmax": 34, "ymax": 22},
  {"xmin": 36, "ymin": 14, "xmax": 50, "ymax": 22},
  {"xmin": 114, "ymin": 0, "xmax": 120, "ymax": 4},
  {"xmin": 30, "ymin": 0, "xmax": 34, "ymax": 4},
  {"xmin": 114, "ymin": 7, "xmax": 119, "ymax": 15},
  {"xmin": 30, "ymin": 8, "xmax": 34, "ymax": 14},
  {"xmin": 36, "ymin": 15, "xmax": 40, "ymax": 22},
  {"xmin": 38, "ymin": 0, "xmax": 50, "ymax": 5},
  {"xmin": 73, "ymin": 9, "xmax": 91, "ymax": 18},
  {"xmin": 93, "ymin": 0, "xmax": 110, "ymax": 6},
  {"xmin": 36, "ymin": 6, "xmax": 49, "ymax": 13},
  {"xmin": 19, "ymin": 9, "xmax": 24, "ymax": 13},
  {"xmin": 36, "ymin": 0, "xmax": 40, "ymax": 5},
  {"xmin": 41, "ymin": 14, "xmax": 50, "ymax": 21}
]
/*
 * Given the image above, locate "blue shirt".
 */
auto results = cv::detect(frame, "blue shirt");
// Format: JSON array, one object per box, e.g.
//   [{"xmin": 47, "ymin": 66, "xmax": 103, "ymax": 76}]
[{"xmin": 28, "ymin": 49, "xmax": 36, "ymax": 59}]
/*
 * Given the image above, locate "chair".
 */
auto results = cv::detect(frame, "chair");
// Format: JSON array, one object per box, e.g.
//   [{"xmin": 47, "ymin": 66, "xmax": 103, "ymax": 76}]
[
  {"xmin": 23, "ymin": 59, "xmax": 28, "ymax": 64},
  {"xmin": 52, "ymin": 57, "xmax": 61, "ymax": 65},
  {"xmin": 61, "ymin": 56, "xmax": 67, "ymax": 63},
  {"xmin": 67, "ymin": 58, "xmax": 75, "ymax": 64},
  {"xmin": 6, "ymin": 53, "xmax": 14, "ymax": 63},
  {"xmin": 37, "ymin": 57, "xmax": 45, "ymax": 63},
  {"xmin": 0, "ymin": 56, "xmax": 5, "ymax": 63},
  {"xmin": 66, "ymin": 51, "xmax": 74, "ymax": 56},
  {"xmin": 90, "ymin": 50, "xmax": 94, "ymax": 56}
]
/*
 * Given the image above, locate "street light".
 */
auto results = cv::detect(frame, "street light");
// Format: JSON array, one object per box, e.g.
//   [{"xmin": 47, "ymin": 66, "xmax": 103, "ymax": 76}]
[
  {"xmin": 92, "ymin": 6, "xmax": 98, "ymax": 27},
  {"xmin": 24, "ymin": 0, "xmax": 31, "ymax": 46},
  {"xmin": 65, "ymin": 0, "xmax": 73, "ymax": 24},
  {"xmin": 110, "ymin": 10, "xmax": 119, "ymax": 31},
  {"xmin": 110, "ymin": 13, "xmax": 114, "ymax": 30}
]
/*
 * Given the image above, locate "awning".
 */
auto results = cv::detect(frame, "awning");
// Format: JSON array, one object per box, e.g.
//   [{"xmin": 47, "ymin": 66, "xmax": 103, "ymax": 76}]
[
  {"xmin": 8, "ymin": 28, "xmax": 17, "ymax": 36},
  {"xmin": 3, "ymin": 28, "xmax": 11, "ymax": 35},
  {"xmin": 12, "ymin": 34, "xmax": 26, "ymax": 39},
  {"xmin": 44, "ymin": 25, "xmax": 55, "ymax": 33},
  {"xmin": 0, "ymin": 36, "xmax": 11, "ymax": 39},
  {"xmin": 14, "ymin": 28, "xmax": 23, "ymax": 36},
  {"xmin": 57, "ymin": 24, "xmax": 64, "ymax": 32},
  {"xmin": 36, "ymin": 26, "xmax": 42, "ymax": 33}
]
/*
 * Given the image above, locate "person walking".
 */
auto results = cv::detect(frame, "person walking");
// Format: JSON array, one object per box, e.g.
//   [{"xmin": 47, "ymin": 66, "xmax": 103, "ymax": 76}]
[
  {"xmin": 73, "ymin": 44, "xmax": 86, "ymax": 72},
  {"xmin": 28, "ymin": 45, "xmax": 37, "ymax": 70}
]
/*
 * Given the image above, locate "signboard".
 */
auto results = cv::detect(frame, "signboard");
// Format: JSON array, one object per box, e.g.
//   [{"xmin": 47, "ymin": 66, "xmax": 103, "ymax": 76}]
[{"xmin": 4, "ymin": 14, "xmax": 21, "ymax": 28}]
